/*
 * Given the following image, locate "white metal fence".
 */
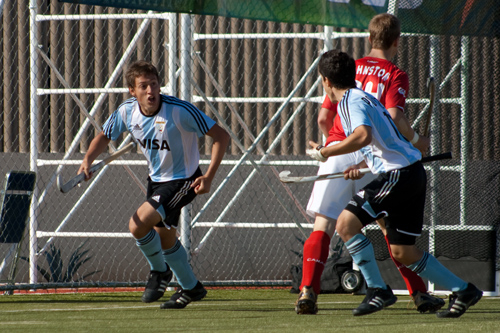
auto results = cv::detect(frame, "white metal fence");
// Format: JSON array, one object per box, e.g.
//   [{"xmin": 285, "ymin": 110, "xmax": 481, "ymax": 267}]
[{"xmin": 0, "ymin": 2, "xmax": 498, "ymax": 295}]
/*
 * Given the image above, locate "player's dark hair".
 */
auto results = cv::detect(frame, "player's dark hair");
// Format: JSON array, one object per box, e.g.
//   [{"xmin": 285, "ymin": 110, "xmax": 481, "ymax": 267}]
[
  {"xmin": 369, "ymin": 13, "xmax": 400, "ymax": 50},
  {"xmin": 126, "ymin": 60, "xmax": 160, "ymax": 88},
  {"xmin": 318, "ymin": 50, "xmax": 356, "ymax": 89}
]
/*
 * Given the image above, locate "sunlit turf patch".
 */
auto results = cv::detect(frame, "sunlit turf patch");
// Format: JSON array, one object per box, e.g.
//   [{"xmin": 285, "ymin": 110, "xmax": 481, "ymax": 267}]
[{"xmin": 0, "ymin": 290, "xmax": 498, "ymax": 333}]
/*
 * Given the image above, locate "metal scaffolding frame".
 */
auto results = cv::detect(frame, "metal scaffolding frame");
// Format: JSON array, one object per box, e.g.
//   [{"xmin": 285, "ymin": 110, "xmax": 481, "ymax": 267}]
[{"xmin": 26, "ymin": 2, "xmax": 498, "ymax": 295}]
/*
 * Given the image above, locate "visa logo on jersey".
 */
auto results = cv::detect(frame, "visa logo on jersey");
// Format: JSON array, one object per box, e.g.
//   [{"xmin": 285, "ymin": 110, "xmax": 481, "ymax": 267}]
[{"xmin": 137, "ymin": 138, "xmax": 171, "ymax": 150}]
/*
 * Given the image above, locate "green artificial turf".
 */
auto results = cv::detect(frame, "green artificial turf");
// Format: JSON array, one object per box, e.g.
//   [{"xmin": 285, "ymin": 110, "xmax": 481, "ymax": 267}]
[{"xmin": 1, "ymin": 289, "xmax": 499, "ymax": 332}]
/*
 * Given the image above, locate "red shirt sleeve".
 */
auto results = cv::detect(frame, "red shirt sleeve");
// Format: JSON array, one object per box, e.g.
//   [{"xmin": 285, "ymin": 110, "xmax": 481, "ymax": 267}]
[
  {"xmin": 321, "ymin": 96, "xmax": 347, "ymax": 145},
  {"xmin": 383, "ymin": 70, "xmax": 409, "ymax": 112}
]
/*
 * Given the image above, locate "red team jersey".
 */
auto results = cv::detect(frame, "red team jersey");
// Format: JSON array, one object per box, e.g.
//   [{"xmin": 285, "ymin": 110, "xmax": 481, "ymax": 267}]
[{"xmin": 324, "ymin": 57, "xmax": 409, "ymax": 145}]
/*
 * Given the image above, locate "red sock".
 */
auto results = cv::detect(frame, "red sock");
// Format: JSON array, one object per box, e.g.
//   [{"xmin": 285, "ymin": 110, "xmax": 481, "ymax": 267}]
[
  {"xmin": 384, "ymin": 235, "xmax": 427, "ymax": 295},
  {"xmin": 300, "ymin": 231, "xmax": 331, "ymax": 295}
]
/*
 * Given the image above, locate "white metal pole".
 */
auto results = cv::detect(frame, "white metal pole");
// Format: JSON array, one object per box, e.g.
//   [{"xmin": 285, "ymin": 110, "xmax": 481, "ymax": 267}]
[
  {"xmin": 429, "ymin": 36, "xmax": 441, "ymax": 156},
  {"xmin": 180, "ymin": 14, "xmax": 192, "ymax": 101},
  {"xmin": 323, "ymin": 25, "xmax": 333, "ymax": 147},
  {"xmin": 459, "ymin": 36, "xmax": 470, "ymax": 228},
  {"xmin": 428, "ymin": 34, "xmax": 440, "ymax": 234},
  {"xmin": 323, "ymin": 25, "xmax": 333, "ymax": 52},
  {"xmin": 168, "ymin": 13, "xmax": 177, "ymax": 96},
  {"xmin": 387, "ymin": 0, "xmax": 400, "ymax": 16},
  {"xmin": 29, "ymin": 0, "xmax": 38, "ymax": 285},
  {"xmin": 179, "ymin": 14, "xmax": 193, "ymax": 252},
  {"xmin": 426, "ymin": 34, "xmax": 440, "ymax": 293}
]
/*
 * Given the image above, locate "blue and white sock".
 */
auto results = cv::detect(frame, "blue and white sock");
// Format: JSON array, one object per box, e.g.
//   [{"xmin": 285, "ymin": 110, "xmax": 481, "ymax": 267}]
[
  {"xmin": 163, "ymin": 239, "xmax": 197, "ymax": 290},
  {"xmin": 135, "ymin": 229, "xmax": 168, "ymax": 272},
  {"xmin": 345, "ymin": 233, "xmax": 386, "ymax": 289},
  {"xmin": 407, "ymin": 252, "xmax": 468, "ymax": 292}
]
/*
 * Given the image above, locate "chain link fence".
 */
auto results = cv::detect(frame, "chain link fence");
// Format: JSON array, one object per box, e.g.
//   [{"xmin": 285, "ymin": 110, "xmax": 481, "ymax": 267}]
[{"xmin": 0, "ymin": 1, "xmax": 498, "ymax": 293}]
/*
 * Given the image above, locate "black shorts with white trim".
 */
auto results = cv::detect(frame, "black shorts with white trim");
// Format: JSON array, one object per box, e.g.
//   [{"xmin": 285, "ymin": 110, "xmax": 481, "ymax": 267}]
[
  {"xmin": 345, "ymin": 162, "xmax": 426, "ymax": 245},
  {"xmin": 146, "ymin": 168, "xmax": 202, "ymax": 228}
]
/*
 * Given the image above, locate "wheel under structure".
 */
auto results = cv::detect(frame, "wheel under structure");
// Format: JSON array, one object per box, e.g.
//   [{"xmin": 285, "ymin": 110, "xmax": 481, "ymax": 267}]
[{"xmin": 341, "ymin": 269, "xmax": 364, "ymax": 293}]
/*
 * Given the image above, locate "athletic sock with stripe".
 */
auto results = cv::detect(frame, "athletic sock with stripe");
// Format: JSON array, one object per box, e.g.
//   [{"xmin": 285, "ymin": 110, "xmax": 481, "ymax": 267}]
[
  {"xmin": 407, "ymin": 252, "xmax": 468, "ymax": 292},
  {"xmin": 300, "ymin": 230, "xmax": 331, "ymax": 294},
  {"xmin": 345, "ymin": 233, "xmax": 386, "ymax": 289},
  {"xmin": 163, "ymin": 239, "xmax": 198, "ymax": 290},
  {"xmin": 135, "ymin": 229, "xmax": 168, "ymax": 272}
]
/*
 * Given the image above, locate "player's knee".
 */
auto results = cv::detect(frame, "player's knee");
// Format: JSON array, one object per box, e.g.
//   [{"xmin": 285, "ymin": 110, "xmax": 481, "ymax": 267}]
[
  {"xmin": 156, "ymin": 227, "xmax": 178, "ymax": 249},
  {"xmin": 390, "ymin": 246, "xmax": 405, "ymax": 262},
  {"xmin": 336, "ymin": 210, "xmax": 362, "ymax": 242},
  {"xmin": 129, "ymin": 213, "xmax": 146, "ymax": 238},
  {"xmin": 335, "ymin": 221, "xmax": 354, "ymax": 243},
  {"xmin": 389, "ymin": 244, "xmax": 422, "ymax": 266},
  {"xmin": 313, "ymin": 214, "xmax": 336, "ymax": 236},
  {"xmin": 335, "ymin": 220, "xmax": 347, "ymax": 240}
]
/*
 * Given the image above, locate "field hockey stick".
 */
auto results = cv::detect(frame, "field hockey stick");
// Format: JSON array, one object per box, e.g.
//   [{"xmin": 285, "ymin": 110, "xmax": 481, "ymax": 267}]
[
  {"xmin": 57, "ymin": 142, "xmax": 136, "ymax": 193},
  {"xmin": 279, "ymin": 151, "xmax": 452, "ymax": 183},
  {"xmin": 422, "ymin": 77, "xmax": 435, "ymax": 138}
]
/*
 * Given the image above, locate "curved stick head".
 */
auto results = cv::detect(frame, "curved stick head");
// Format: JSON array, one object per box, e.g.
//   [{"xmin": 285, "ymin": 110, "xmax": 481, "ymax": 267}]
[
  {"xmin": 279, "ymin": 170, "xmax": 294, "ymax": 183},
  {"xmin": 279, "ymin": 170, "xmax": 291, "ymax": 178}
]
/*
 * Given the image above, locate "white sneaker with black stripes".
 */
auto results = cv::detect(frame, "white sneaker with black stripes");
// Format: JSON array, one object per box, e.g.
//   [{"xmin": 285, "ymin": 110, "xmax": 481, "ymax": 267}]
[
  {"xmin": 352, "ymin": 285, "xmax": 397, "ymax": 316},
  {"xmin": 160, "ymin": 281, "xmax": 207, "ymax": 309}
]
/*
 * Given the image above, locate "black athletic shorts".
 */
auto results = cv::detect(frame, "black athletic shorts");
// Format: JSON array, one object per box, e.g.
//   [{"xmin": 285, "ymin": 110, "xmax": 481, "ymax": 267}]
[
  {"xmin": 146, "ymin": 168, "xmax": 202, "ymax": 228},
  {"xmin": 345, "ymin": 161, "xmax": 427, "ymax": 245}
]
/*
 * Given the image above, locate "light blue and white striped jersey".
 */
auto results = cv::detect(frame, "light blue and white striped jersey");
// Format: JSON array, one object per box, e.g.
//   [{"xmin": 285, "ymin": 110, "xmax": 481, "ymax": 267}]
[
  {"xmin": 337, "ymin": 88, "xmax": 421, "ymax": 174},
  {"xmin": 102, "ymin": 94, "xmax": 216, "ymax": 182}
]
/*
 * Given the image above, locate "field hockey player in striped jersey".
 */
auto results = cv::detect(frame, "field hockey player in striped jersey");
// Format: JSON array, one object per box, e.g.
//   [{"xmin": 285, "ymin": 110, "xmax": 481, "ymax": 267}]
[
  {"xmin": 296, "ymin": 13, "xmax": 440, "ymax": 315},
  {"xmin": 78, "ymin": 60, "xmax": 229, "ymax": 309},
  {"xmin": 305, "ymin": 49, "xmax": 482, "ymax": 318}
]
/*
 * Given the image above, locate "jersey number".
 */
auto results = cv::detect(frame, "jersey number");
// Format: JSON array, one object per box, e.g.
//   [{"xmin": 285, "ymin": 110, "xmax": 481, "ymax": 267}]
[{"xmin": 356, "ymin": 80, "xmax": 385, "ymax": 101}]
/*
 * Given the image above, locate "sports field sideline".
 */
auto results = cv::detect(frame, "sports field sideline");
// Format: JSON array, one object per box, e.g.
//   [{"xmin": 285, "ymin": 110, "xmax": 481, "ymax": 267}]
[{"xmin": 1, "ymin": 289, "xmax": 499, "ymax": 332}]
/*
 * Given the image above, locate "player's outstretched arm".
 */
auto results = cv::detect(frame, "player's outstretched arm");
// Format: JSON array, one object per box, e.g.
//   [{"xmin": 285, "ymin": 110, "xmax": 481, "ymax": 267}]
[
  {"xmin": 192, "ymin": 123, "xmax": 229, "ymax": 194},
  {"xmin": 78, "ymin": 132, "xmax": 111, "ymax": 181}
]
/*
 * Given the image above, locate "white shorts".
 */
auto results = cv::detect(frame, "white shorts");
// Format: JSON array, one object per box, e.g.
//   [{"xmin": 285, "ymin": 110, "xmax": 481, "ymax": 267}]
[{"xmin": 306, "ymin": 141, "xmax": 376, "ymax": 220}]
